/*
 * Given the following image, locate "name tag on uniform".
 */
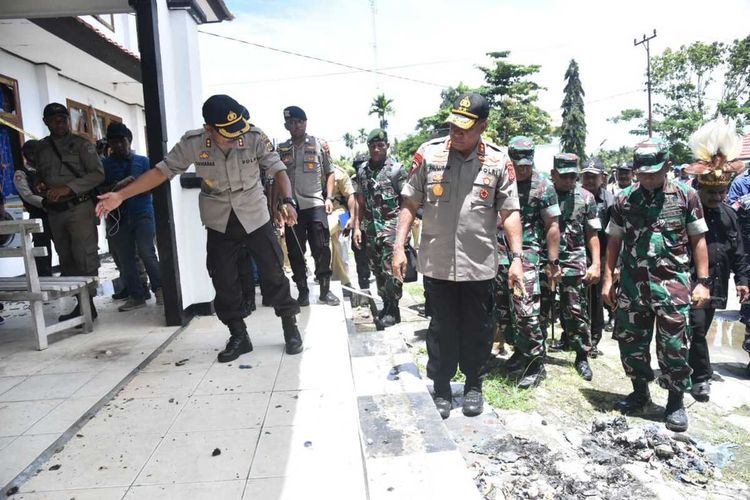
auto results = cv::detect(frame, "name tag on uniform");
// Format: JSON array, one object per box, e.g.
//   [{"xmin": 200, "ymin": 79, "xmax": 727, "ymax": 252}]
[{"xmin": 195, "ymin": 161, "xmax": 215, "ymax": 166}]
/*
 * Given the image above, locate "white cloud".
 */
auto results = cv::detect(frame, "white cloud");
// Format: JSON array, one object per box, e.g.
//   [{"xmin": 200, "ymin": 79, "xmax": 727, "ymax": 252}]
[{"xmin": 198, "ymin": 0, "xmax": 750, "ymax": 162}]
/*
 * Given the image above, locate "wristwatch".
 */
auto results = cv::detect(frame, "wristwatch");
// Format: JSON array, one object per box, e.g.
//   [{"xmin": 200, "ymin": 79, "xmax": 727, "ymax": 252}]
[
  {"xmin": 511, "ymin": 252, "xmax": 524, "ymax": 262},
  {"xmin": 282, "ymin": 197, "xmax": 297, "ymax": 209},
  {"xmin": 695, "ymin": 276, "xmax": 712, "ymax": 287}
]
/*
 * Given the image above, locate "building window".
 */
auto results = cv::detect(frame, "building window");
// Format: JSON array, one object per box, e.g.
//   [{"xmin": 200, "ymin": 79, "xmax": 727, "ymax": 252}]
[
  {"xmin": 93, "ymin": 14, "xmax": 115, "ymax": 31},
  {"xmin": 65, "ymin": 99, "xmax": 121, "ymax": 142},
  {"xmin": 0, "ymin": 75, "xmax": 22, "ymax": 125}
]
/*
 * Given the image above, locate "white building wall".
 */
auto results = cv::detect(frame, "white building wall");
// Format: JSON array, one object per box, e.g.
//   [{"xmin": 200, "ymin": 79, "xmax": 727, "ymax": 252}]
[{"xmin": 154, "ymin": 5, "xmax": 214, "ymax": 307}]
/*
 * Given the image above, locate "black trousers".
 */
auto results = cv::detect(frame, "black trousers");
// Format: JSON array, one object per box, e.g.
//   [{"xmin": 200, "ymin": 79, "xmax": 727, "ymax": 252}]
[
  {"xmin": 28, "ymin": 207, "xmax": 53, "ymax": 277},
  {"xmin": 688, "ymin": 307, "xmax": 715, "ymax": 383},
  {"xmin": 424, "ymin": 277, "xmax": 495, "ymax": 396},
  {"xmin": 207, "ymin": 211, "xmax": 299, "ymax": 324},
  {"xmin": 284, "ymin": 205, "xmax": 331, "ymax": 286},
  {"xmin": 352, "ymin": 230, "xmax": 371, "ymax": 289}
]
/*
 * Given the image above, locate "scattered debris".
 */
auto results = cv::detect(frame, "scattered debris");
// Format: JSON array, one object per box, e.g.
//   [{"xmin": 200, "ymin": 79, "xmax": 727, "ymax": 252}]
[
  {"xmin": 6, "ymin": 486, "xmax": 18, "ymax": 496},
  {"xmin": 212, "ymin": 448, "xmax": 221, "ymax": 457},
  {"xmin": 175, "ymin": 359, "xmax": 189, "ymax": 367},
  {"xmin": 48, "ymin": 464, "xmax": 61, "ymax": 471},
  {"xmin": 168, "ymin": 398, "xmax": 175, "ymax": 403},
  {"xmin": 304, "ymin": 441, "xmax": 313, "ymax": 448},
  {"xmin": 239, "ymin": 364, "xmax": 252, "ymax": 369}
]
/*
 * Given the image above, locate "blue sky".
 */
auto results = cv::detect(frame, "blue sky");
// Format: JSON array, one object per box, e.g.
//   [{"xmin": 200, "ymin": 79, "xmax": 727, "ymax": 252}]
[{"xmin": 199, "ymin": 0, "xmax": 750, "ymax": 160}]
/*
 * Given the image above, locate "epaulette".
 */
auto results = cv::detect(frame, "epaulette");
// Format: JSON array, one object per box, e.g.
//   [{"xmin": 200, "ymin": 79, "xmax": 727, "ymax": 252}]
[
  {"xmin": 277, "ymin": 139, "xmax": 292, "ymax": 152},
  {"xmin": 183, "ymin": 128, "xmax": 204, "ymax": 138},
  {"xmin": 484, "ymin": 140, "xmax": 503, "ymax": 153},
  {"xmin": 427, "ymin": 136, "xmax": 447, "ymax": 145}
]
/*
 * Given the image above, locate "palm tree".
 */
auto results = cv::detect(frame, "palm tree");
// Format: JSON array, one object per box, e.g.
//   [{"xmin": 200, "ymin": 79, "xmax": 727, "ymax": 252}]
[
  {"xmin": 357, "ymin": 128, "xmax": 368, "ymax": 144},
  {"xmin": 368, "ymin": 93, "xmax": 394, "ymax": 130},
  {"xmin": 342, "ymin": 132, "xmax": 355, "ymax": 150}
]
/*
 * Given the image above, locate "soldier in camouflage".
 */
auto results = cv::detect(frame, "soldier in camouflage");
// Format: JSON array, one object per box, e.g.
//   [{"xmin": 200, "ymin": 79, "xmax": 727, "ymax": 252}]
[
  {"xmin": 602, "ymin": 138, "xmax": 711, "ymax": 433},
  {"xmin": 495, "ymin": 136, "xmax": 561, "ymax": 389},
  {"xmin": 733, "ymin": 193, "xmax": 750, "ymax": 375},
  {"xmin": 352, "ymin": 129, "xmax": 407, "ymax": 329},
  {"xmin": 550, "ymin": 153, "xmax": 600, "ymax": 381}
]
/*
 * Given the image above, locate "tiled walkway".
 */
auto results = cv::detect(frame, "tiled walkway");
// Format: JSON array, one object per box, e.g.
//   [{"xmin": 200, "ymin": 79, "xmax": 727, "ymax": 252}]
[{"xmin": 13, "ymin": 300, "xmax": 367, "ymax": 499}]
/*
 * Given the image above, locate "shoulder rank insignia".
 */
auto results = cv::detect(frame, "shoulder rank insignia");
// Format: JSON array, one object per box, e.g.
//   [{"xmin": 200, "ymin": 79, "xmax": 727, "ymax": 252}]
[
  {"xmin": 479, "ymin": 188, "xmax": 489, "ymax": 200},
  {"xmin": 205, "ymin": 137, "xmax": 212, "ymax": 148},
  {"xmin": 238, "ymin": 137, "xmax": 245, "ymax": 147},
  {"xmin": 199, "ymin": 151, "xmax": 209, "ymax": 159}
]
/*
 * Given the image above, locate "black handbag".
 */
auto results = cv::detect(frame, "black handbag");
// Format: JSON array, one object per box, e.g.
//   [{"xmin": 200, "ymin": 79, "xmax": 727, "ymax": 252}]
[{"xmin": 404, "ymin": 243, "xmax": 418, "ymax": 283}]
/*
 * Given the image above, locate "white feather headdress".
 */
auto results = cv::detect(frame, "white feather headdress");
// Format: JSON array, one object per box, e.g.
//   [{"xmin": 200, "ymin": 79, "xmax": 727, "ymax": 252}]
[{"xmin": 683, "ymin": 116, "xmax": 744, "ymax": 184}]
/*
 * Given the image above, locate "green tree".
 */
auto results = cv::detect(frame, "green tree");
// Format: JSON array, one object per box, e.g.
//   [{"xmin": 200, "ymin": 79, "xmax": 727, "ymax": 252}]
[
  {"xmin": 342, "ymin": 132, "xmax": 355, "ymax": 150},
  {"xmin": 357, "ymin": 128, "xmax": 368, "ymax": 144},
  {"xmin": 613, "ymin": 37, "xmax": 750, "ymax": 163},
  {"xmin": 598, "ymin": 146, "xmax": 633, "ymax": 173},
  {"xmin": 560, "ymin": 59, "xmax": 587, "ymax": 159},
  {"xmin": 368, "ymin": 93, "xmax": 394, "ymax": 130},
  {"xmin": 607, "ymin": 108, "xmax": 647, "ymax": 136},
  {"xmin": 477, "ymin": 51, "xmax": 553, "ymax": 145}
]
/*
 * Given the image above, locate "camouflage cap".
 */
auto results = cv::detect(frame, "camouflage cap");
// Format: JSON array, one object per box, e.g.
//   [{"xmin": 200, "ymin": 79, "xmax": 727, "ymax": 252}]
[
  {"xmin": 633, "ymin": 137, "xmax": 670, "ymax": 173},
  {"xmin": 367, "ymin": 128, "xmax": 388, "ymax": 144},
  {"xmin": 553, "ymin": 153, "xmax": 580, "ymax": 174},
  {"xmin": 508, "ymin": 136, "xmax": 535, "ymax": 166}
]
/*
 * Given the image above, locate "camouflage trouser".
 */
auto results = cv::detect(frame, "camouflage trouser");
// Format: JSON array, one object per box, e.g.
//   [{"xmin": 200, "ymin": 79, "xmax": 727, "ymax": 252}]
[
  {"xmin": 494, "ymin": 262, "xmax": 543, "ymax": 358},
  {"xmin": 365, "ymin": 232, "xmax": 403, "ymax": 302},
  {"xmin": 539, "ymin": 271, "xmax": 553, "ymax": 331},
  {"xmin": 613, "ymin": 303, "xmax": 692, "ymax": 392},
  {"xmin": 559, "ymin": 276, "xmax": 590, "ymax": 353}
]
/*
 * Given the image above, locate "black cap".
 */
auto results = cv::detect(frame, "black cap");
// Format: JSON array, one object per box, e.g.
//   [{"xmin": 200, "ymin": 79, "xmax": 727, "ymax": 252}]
[
  {"xmin": 202, "ymin": 94, "xmax": 251, "ymax": 139},
  {"xmin": 43, "ymin": 102, "xmax": 69, "ymax": 119},
  {"xmin": 617, "ymin": 162, "xmax": 633, "ymax": 171},
  {"xmin": 106, "ymin": 122, "xmax": 132, "ymax": 141},
  {"xmin": 445, "ymin": 93, "xmax": 490, "ymax": 130},
  {"xmin": 283, "ymin": 106, "xmax": 307, "ymax": 121}
]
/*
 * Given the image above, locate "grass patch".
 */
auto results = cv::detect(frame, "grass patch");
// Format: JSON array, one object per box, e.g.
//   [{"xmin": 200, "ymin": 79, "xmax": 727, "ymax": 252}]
[
  {"xmin": 734, "ymin": 405, "xmax": 750, "ymax": 418},
  {"xmin": 483, "ymin": 373, "xmax": 536, "ymax": 412},
  {"xmin": 403, "ymin": 283, "xmax": 425, "ymax": 296}
]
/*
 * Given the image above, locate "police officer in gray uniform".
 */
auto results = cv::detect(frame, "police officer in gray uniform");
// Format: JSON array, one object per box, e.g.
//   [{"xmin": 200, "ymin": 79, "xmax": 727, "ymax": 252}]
[
  {"xmin": 35, "ymin": 102, "xmax": 105, "ymax": 321},
  {"xmin": 393, "ymin": 93, "xmax": 523, "ymax": 419},
  {"xmin": 96, "ymin": 95, "xmax": 303, "ymax": 362},
  {"xmin": 277, "ymin": 106, "xmax": 340, "ymax": 307}
]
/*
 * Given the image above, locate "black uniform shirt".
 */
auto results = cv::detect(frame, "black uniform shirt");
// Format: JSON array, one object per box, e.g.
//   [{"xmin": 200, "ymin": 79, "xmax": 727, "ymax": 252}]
[{"xmin": 691, "ymin": 203, "xmax": 750, "ymax": 309}]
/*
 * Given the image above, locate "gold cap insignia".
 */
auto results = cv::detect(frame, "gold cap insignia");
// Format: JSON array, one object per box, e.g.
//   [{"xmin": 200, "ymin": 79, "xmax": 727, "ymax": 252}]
[
  {"xmin": 459, "ymin": 96, "xmax": 471, "ymax": 110},
  {"xmin": 227, "ymin": 111, "xmax": 238, "ymax": 122}
]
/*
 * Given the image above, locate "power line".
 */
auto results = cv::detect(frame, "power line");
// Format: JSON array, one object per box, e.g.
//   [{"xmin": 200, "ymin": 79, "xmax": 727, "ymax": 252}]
[
  {"xmin": 205, "ymin": 59, "xmax": 469, "ymax": 86},
  {"xmin": 198, "ymin": 30, "xmax": 448, "ymax": 88}
]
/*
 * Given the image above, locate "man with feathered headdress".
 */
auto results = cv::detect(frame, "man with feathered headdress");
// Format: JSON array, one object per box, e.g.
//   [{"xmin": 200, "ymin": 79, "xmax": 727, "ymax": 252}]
[{"xmin": 683, "ymin": 118, "xmax": 750, "ymax": 397}]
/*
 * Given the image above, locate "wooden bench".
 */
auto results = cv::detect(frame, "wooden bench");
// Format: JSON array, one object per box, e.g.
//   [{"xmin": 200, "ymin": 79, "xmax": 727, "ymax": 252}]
[{"xmin": 0, "ymin": 219, "xmax": 96, "ymax": 350}]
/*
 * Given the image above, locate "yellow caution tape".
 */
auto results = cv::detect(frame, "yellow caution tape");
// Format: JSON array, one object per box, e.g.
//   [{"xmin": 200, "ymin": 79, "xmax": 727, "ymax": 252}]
[{"xmin": 0, "ymin": 116, "xmax": 40, "ymax": 140}]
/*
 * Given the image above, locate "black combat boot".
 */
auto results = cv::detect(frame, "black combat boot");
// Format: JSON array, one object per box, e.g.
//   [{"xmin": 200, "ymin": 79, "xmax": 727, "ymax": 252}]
[
  {"xmin": 433, "ymin": 381, "xmax": 452, "ymax": 419},
  {"xmin": 574, "ymin": 351, "xmax": 593, "ymax": 381},
  {"xmin": 462, "ymin": 387, "xmax": 484, "ymax": 417},
  {"xmin": 504, "ymin": 350, "xmax": 525, "ymax": 372},
  {"xmin": 217, "ymin": 320, "xmax": 253, "ymax": 363},
  {"xmin": 319, "ymin": 277, "xmax": 340, "ymax": 306},
  {"xmin": 342, "ymin": 283, "xmax": 353, "ymax": 298},
  {"xmin": 282, "ymin": 316, "xmax": 304, "ymax": 355},
  {"xmin": 614, "ymin": 379, "xmax": 651, "ymax": 414},
  {"xmin": 374, "ymin": 301, "xmax": 399, "ymax": 330},
  {"xmin": 664, "ymin": 389, "xmax": 689, "ymax": 432},
  {"xmin": 548, "ymin": 333, "xmax": 570, "ymax": 352},
  {"xmin": 518, "ymin": 359, "xmax": 547, "ymax": 390},
  {"xmin": 295, "ymin": 280, "xmax": 310, "ymax": 307}
]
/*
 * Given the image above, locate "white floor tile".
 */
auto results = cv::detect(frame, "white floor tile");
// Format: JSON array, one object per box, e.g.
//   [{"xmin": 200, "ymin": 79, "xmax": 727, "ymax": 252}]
[
  {"xmin": 134, "ymin": 428, "xmax": 260, "ymax": 485},
  {"xmin": 192, "ymin": 347, "xmax": 282, "ymax": 396},
  {"xmin": 248, "ymin": 423, "xmax": 362, "ymax": 479},
  {"xmin": 72, "ymin": 368, "xmax": 132, "ymax": 399},
  {"xmin": 0, "ymin": 434, "xmax": 58, "ymax": 486},
  {"xmin": 124, "ymin": 479, "xmax": 245, "ymax": 499},
  {"xmin": 13, "ymin": 486, "xmax": 127, "ymax": 499},
  {"xmin": 0, "ymin": 400, "xmax": 62, "ymax": 437},
  {"xmin": 244, "ymin": 475, "xmax": 367, "ymax": 500},
  {"xmin": 273, "ymin": 348, "xmax": 353, "ymax": 392},
  {"xmin": 24, "ymin": 397, "xmax": 101, "ymax": 436},
  {"xmin": 170, "ymin": 392, "xmax": 270, "ymax": 432},
  {"xmin": 0, "ymin": 376, "xmax": 26, "ymax": 396},
  {"xmin": 141, "ymin": 347, "xmax": 218, "ymax": 373},
  {"xmin": 263, "ymin": 390, "xmax": 357, "ymax": 428},
  {"xmin": 117, "ymin": 370, "xmax": 204, "ymax": 400},
  {"xmin": 0, "ymin": 373, "xmax": 96, "ymax": 402},
  {"xmin": 81, "ymin": 397, "xmax": 184, "ymax": 436},
  {"xmin": 21, "ymin": 433, "xmax": 162, "ymax": 491}
]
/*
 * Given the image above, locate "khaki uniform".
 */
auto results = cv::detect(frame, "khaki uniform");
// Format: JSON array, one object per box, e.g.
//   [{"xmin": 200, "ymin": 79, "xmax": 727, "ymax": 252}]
[
  {"xmin": 156, "ymin": 127, "xmax": 299, "ymax": 323},
  {"xmin": 328, "ymin": 166, "xmax": 355, "ymax": 284},
  {"xmin": 403, "ymin": 136, "xmax": 519, "ymax": 395},
  {"xmin": 276, "ymin": 134, "xmax": 334, "ymax": 286},
  {"xmin": 35, "ymin": 133, "xmax": 105, "ymax": 291}
]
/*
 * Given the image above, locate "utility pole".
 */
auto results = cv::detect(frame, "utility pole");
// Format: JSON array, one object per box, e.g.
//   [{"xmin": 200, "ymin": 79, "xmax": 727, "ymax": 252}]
[
  {"xmin": 634, "ymin": 29, "xmax": 657, "ymax": 137},
  {"xmin": 369, "ymin": 0, "xmax": 379, "ymax": 90}
]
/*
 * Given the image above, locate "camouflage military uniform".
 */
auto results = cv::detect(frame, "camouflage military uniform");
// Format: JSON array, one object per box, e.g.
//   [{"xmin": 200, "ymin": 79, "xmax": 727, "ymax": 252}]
[
  {"xmin": 733, "ymin": 193, "xmax": 750, "ymax": 328},
  {"xmin": 555, "ymin": 185, "xmax": 600, "ymax": 353},
  {"xmin": 607, "ymin": 180, "xmax": 707, "ymax": 391},
  {"xmin": 353, "ymin": 158, "xmax": 406, "ymax": 303},
  {"xmin": 496, "ymin": 170, "xmax": 559, "ymax": 358}
]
